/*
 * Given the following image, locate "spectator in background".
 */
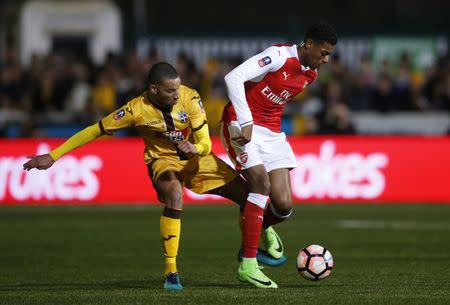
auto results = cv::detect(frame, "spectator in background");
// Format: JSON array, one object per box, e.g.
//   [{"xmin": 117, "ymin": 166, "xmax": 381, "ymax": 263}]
[
  {"xmin": 423, "ymin": 55, "xmax": 450, "ymax": 111},
  {"xmin": 371, "ymin": 73, "xmax": 396, "ymax": 112},
  {"xmin": 65, "ymin": 62, "xmax": 91, "ymax": 119},
  {"xmin": 31, "ymin": 53, "xmax": 75, "ymax": 113},
  {"xmin": 323, "ymin": 79, "xmax": 346, "ymax": 106},
  {"xmin": 328, "ymin": 53, "xmax": 351, "ymax": 88},
  {"xmin": 176, "ymin": 52, "xmax": 200, "ymax": 90},
  {"xmin": 1, "ymin": 38, "xmax": 449, "ymax": 139},
  {"xmin": 379, "ymin": 58, "xmax": 393, "ymax": 80},
  {"xmin": 91, "ymin": 68, "xmax": 117, "ymax": 115},
  {"xmin": 318, "ymin": 103, "xmax": 356, "ymax": 134},
  {"xmin": 393, "ymin": 52, "xmax": 415, "ymax": 111},
  {"xmin": 202, "ymin": 84, "xmax": 228, "ymax": 136},
  {"xmin": 116, "ymin": 49, "xmax": 147, "ymax": 103},
  {"xmin": 31, "ymin": 67, "xmax": 56, "ymax": 113},
  {"xmin": 0, "ymin": 62, "xmax": 28, "ymax": 108},
  {"xmin": 348, "ymin": 54, "xmax": 376, "ymax": 111},
  {"xmin": 442, "ymin": 72, "xmax": 450, "ymax": 111},
  {"xmin": 142, "ymin": 46, "xmax": 162, "ymax": 73},
  {"xmin": 316, "ymin": 79, "xmax": 356, "ymax": 134}
]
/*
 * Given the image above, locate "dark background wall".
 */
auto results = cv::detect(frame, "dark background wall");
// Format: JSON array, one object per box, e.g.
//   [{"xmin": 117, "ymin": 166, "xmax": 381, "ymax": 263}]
[
  {"xmin": 116, "ymin": 0, "xmax": 450, "ymax": 36},
  {"xmin": 1, "ymin": 0, "xmax": 449, "ymax": 48}
]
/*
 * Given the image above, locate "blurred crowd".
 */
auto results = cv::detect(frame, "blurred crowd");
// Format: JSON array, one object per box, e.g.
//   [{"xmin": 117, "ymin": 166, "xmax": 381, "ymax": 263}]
[{"xmin": 0, "ymin": 44, "xmax": 449, "ymax": 137}]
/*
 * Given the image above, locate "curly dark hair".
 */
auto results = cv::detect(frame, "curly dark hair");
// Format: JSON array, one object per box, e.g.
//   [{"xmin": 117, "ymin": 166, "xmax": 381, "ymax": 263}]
[{"xmin": 304, "ymin": 22, "xmax": 338, "ymax": 45}]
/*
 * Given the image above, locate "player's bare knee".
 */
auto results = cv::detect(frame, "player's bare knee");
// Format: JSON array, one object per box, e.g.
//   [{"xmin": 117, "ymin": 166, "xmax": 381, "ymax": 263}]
[
  {"xmin": 158, "ymin": 189, "xmax": 183, "ymax": 209},
  {"xmin": 273, "ymin": 198, "xmax": 292, "ymax": 212},
  {"xmin": 168, "ymin": 189, "xmax": 183, "ymax": 208},
  {"xmin": 269, "ymin": 199, "xmax": 293, "ymax": 219}
]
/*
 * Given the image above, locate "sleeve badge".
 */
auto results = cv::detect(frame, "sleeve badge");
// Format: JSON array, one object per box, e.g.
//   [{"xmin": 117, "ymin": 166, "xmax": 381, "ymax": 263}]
[
  {"xmin": 258, "ymin": 56, "xmax": 272, "ymax": 67},
  {"xmin": 113, "ymin": 109, "xmax": 126, "ymax": 120}
]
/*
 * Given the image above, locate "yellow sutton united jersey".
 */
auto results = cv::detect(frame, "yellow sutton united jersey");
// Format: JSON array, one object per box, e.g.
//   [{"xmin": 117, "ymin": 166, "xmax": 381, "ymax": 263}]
[{"xmin": 100, "ymin": 85, "xmax": 207, "ymax": 163}]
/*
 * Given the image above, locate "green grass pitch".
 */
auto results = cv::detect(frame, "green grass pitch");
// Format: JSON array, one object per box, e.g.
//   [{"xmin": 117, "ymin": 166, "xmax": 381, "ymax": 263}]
[{"xmin": 0, "ymin": 204, "xmax": 449, "ymax": 305}]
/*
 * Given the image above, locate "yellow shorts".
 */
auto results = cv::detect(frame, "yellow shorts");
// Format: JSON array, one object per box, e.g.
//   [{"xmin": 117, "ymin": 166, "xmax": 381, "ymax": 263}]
[{"xmin": 147, "ymin": 154, "xmax": 238, "ymax": 194}]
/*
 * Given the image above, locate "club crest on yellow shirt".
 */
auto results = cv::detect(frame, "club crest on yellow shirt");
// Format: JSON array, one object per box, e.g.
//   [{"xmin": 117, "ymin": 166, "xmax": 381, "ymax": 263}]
[
  {"xmin": 178, "ymin": 111, "xmax": 188, "ymax": 123},
  {"xmin": 113, "ymin": 109, "xmax": 125, "ymax": 120}
]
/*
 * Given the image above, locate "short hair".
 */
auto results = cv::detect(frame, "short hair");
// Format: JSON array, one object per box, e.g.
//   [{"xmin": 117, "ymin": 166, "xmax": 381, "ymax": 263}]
[
  {"xmin": 146, "ymin": 62, "xmax": 179, "ymax": 86},
  {"xmin": 304, "ymin": 22, "xmax": 338, "ymax": 45}
]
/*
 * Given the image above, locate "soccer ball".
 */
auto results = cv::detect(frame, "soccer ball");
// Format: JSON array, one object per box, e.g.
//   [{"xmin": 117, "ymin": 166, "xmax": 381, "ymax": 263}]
[{"xmin": 297, "ymin": 244, "xmax": 333, "ymax": 281}]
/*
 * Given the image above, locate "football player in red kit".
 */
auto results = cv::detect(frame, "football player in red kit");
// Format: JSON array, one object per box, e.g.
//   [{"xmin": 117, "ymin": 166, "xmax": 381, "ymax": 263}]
[{"xmin": 221, "ymin": 22, "xmax": 337, "ymax": 288}]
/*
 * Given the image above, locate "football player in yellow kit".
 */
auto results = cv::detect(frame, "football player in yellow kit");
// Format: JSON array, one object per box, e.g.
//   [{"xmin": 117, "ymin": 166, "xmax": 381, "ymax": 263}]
[{"xmin": 23, "ymin": 62, "xmax": 279, "ymax": 290}]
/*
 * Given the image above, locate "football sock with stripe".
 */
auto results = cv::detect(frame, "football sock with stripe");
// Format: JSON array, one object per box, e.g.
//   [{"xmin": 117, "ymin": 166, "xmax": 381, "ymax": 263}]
[
  {"xmin": 160, "ymin": 207, "xmax": 182, "ymax": 275},
  {"xmin": 242, "ymin": 193, "xmax": 268, "ymax": 258}
]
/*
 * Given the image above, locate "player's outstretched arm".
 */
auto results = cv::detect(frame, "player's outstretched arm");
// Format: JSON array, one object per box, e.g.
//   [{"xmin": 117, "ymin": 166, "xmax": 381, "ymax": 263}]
[
  {"xmin": 22, "ymin": 123, "xmax": 102, "ymax": 171},
  {"xmin": 23, "ymin": 154, "xmax": 55, "ymax": 171}
]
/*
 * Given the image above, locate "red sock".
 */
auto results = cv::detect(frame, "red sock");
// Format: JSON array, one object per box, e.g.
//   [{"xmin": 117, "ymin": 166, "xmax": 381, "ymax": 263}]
[{"xmin": 242, "ymin": 193, "xmax": 268, "ymax": 258}]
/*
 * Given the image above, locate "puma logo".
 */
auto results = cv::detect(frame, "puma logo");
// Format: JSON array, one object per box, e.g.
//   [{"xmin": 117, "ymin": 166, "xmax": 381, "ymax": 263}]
[
  {"xmin": 282, "ymin": 71, "xmax": 290, "ymax": 80},
  {"xmin": 163, "ymin": 235, "xmax": 177, "ymax": 241}
]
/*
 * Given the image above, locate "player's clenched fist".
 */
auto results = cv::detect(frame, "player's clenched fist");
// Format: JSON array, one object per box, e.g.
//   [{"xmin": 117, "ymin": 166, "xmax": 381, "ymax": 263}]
[
  {"xmin": 177, "ymin": 141, "xmax": 198, "ymax": 157},
  {"xmin": 231, "ymin": 124, "xmax": 253, "ymax": 146}
]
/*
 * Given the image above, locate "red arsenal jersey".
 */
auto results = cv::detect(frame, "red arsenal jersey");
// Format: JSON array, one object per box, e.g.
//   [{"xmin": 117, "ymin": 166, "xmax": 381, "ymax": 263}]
[{"xmin": 222, "ymin": 44, "xmax": 317, "ymax": 133}]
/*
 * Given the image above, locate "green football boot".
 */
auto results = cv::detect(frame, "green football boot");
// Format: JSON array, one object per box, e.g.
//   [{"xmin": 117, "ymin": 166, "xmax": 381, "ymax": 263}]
[
  {"xmin": 262, "ymin": 226, "xmax": 284, "ymax": 259},
  {"xmin": 238, "ymin": 258, "xmax": 278, "ymax": 288}
]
